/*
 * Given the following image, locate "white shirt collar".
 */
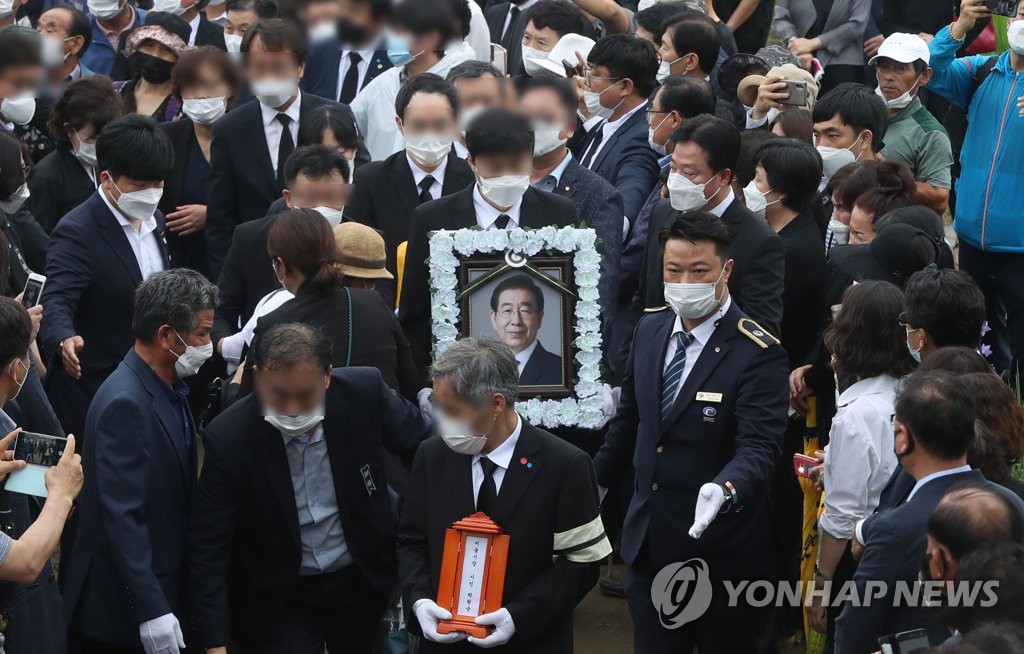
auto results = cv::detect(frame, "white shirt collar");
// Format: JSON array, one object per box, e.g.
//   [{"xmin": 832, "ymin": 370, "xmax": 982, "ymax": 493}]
[
  {"xmin": 407, "ymin": 152, "xmax": 448, "ymax": 188},
  {"xmin": 472, "ymin": 183, "xmax": 523, "ymax": 229},
  {"xmin": 707, "ymin": 187, "xmax": 735, "ymax": 218},
  {"xmin": 514, "ymin": 339, "xmax": 539, "ymax": 374},
  {"xmin": 473, "ymin": 412, "xmax": 522, "ymax": 472},
  {"xmin": 187, "ymin": 12, "xmax": 201, "ymax": 45},
  {"xmin": 906, "ymin": 465, "xmax": 973, "ymax": 502},
  {"xmin": 99, "ymin": 186, "xmax": 157, "ymax": 232},
  {"xmin": 259, "ymin": 90, "xmax": 302, "ymax": 127},
  {"xmin": 604, "ymin": 100, "xmax": 646, "ymax": 132},
  {"xmin": 670, "ymin": 296, "xmax": 732, "ymax": 346},
  {"xmin": 837, "ymin": 374, "xmax": 898, "ymax": 408}
]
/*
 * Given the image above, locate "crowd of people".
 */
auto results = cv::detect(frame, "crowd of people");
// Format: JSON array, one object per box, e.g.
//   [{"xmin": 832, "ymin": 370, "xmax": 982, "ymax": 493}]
[{"xmin": 0, "ymin": 0, "xmax": 1022, "ymax": 651}]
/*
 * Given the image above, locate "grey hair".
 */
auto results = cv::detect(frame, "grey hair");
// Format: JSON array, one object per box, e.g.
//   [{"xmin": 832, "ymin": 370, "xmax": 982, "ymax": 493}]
[
  {"xmin": 251, "ymin": 322, "xmax": 333, "ymax": 371},
  {"xmin": 430, "ymin": 336, "xmax": 519, "ymax": 406},
  {"xmin": 132, "ymin": 269, "xmax": 218, "ymax": 343},
  {"xmin": 446, "ymin": 60, "xmax": 503, "ymax": 84}
]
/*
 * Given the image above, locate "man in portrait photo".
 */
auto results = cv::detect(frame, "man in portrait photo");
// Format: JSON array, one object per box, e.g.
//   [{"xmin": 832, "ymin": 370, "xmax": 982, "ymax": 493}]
[{"xmin": 489, "ymin": 274, "xmax": 563, "ymax": 386}]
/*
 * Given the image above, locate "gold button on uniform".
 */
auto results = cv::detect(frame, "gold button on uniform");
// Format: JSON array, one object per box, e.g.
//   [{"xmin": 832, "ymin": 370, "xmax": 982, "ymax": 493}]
[{"xmin": 651, "ymin": 483, "xmax": 659, "ymax": 491}]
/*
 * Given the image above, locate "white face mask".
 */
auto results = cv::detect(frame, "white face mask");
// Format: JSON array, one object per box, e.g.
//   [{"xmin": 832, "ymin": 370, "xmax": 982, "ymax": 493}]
[
  {"xmin": 459, "ymin": 104, "xmax": 486, "ymax": 138},
  {"xmin": 875, "ymin": 75, "xmax": 922, "ymax": 110},
  {"xmin": 111, "ymin": 180, "xmax": 163, "ymax": 222},
  {"xmin": 252, "ymin": 77, "xmax": 298, "ymax": 109},
  {"xmin": 404, "ymin": 130, "xmax": 453, "ymax": 168},
  {"xmin": 817, "ymin": 141, "xmax": 859, "ymax": 180},
  {"xmin": 73, "ymin": 128, "xmax": 97, "ymax": 167},
  {"xmin": 7, "ymin": 358, "xmax": 27, "ymax": 402},
  {"xmin": 664, "ymin": 267, "xmax": 726, "ymax": 320},
  {"xmin": 435, "ymin": 409, "xmax": 491, "ymax": 456},
  {"xmin": 584, "ymin": 80, "xmax": 623, "ymax": 120},
  {"xmin": 1008, "ymin": 19, "xmax": 1024, "ymax": 56},
  {"xmin": 522, "ymin": 45, "xmax": 549, "ymax": 77},
  {"xmin": 265, "ymin": 404, "xmax": 325, "ymax": 438},
  {"xmin": 648, "ymin": 113, "xmax": 671, "ymax": 156},
  {"xmin": 309, "ymin": 20, "xmax": 337, "ymax": 43},
  {"xmin": 182, "ymin": 96, "xmax": 226, "ymax": 125},
  {"xmin": 532, "ymin": 122, "xmax": 566, "ymax": 157},
  {"xmin": 742, "ymin": 180, "xmax": 780, "ymax": 218},
  {"xmin": 828, "ymin": 216, "xmax": 850, "ymax": 247},
  {"xmin": 1, "ymin": 94, "xmax": 36, "ymax": 126},
  {"xmin": 0, "ymin": 183, "xmax": 30, "ymax": 214},
  {"xmin": 311, "ymin": 205, "xmax": 344, "ymax": 227},
  {"xmin": 169, "ymin": 330, "xmax": 213, "ymax": 378},
  {"xmin": 42, "ymin": 36, "xmax": 72, "ymax": 68},
  {"xmin": 656, "ymin": 56, "xmax": 683, "ymax": 83},
  {"xmin": 477, "ymin": 173, "xmax": 530, "ymax": 210},
  {"xmin": 224, "ymin": 32, "xmax": 243, "ymax": 53},
  {"xmin": 88, "ymin": 0, "xmax": 124, "ymax": 20},
  {"xmin": 667, "ymin": 171, "xmax": 720, "ymax": 212},
  {"xmin": 153, "ymin": 0, "xmax": 192, "ymax": 15}
]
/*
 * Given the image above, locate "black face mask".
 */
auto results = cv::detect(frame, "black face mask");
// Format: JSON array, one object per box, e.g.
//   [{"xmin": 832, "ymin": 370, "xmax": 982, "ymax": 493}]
[
  {"xmin": 131, "ymin": 52, "xmax": 174, "ymax": 84},
  {"xmin": 336, "ymin": 17, "xmax": 368, "ymax": 46}
]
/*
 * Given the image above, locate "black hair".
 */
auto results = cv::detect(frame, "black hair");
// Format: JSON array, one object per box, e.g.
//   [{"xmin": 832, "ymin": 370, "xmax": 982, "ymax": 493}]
[
  {"xmin": 251, "ymin": 322, "xmax": 333, "ymax": 371},
  {"xmin": 241, "ymin": 18, "xmax": 307, "ymax": 65},
  {"xmin": 664, "ymin": 16, "xmax": 720, "ymax": 76},
  {"xmin": 395, "ymin": 72, "xmax": 458, "ymax": 120},
  {"xmin": 489, "ymin": 274, "xmax": 544, "ymax": 313},
  {"xmin": 895, "ymin": 371, "xmax": 976, "ymax": 461},
  {"xmin": 345, "ymin": 0, "xmax": 391, "ymax": 19},
  {"xmin": 283, "ymin": 144, "xmax": 350, "ymax": 187},
  {"xmin": 0, "ymin": 296, "xmax": 30, "ymax": 370},
  {"xmin": 754, "ymin": 138, "xmax": 823, "ymax": 212},
  {"xmin": 0, "ymin": 30, "xmax": 41, "ymax": 75},
  {"xmin": 0, "ymin": 131, "xmax": 27, "ymax": 201},
  {"xmin": 669, "ymin": 114, "xmax": 740, "ymax": 176},
  {"xmin": 733, "ymin": 129, "xmax": 777, "ymax": 188},
  {"xmin": 659, "ymin": 210, "xmax": 732, "ymax": 262},
  {"xmin": 656, "ymin": 75, "xmax": 716, "ymax": 119},
  {"xmin": 520, "ymin": 76, "xmax": 577, "ymax": 122},
  {"xmin": 917, "ymin": 346, "xmax": 991, "ymax": 375},
  {"xmin": 904, "ymin": 269, "xmax": 986, "ymax": 349},
  {"xmin": 57, "ymin": 6, "xmax": 93, "ymax": 53},
  {"xmin": 636, "ymin": 2, "xmax": 682, "ymax": 45},
  {"xmin": 297, "ymin": 104, "xmax": 362, "ymax": 151},
  {"xmin": 943, "ymin": 545, "xmax": 1024, "ymax": 635},
  {"xmin": 466, "ymin": 107, "xmax": 533, "ymax": 159},
  {"xmin": 874, "ymin": 205, "xmax": 945, "ymax": 241},
  {"xmin": 812, "ymin": 82, "xmax": 888, "ymax": 153},
  {"xmin": 772, "ymin": 108, "xmax": 814, "ymax": 144},
  {"xmin": 446, "ymin": 59, "xmax": 502, "ymax": 84},
  {"xmin": 227, "ymin": 0, "xmax": 280, "ymax": 18},
  {"xmin": 825, "ymin": 280, "xmax": 916, "ymax": 379},
  {"xmin": 442, "ymin": 0, "xmax": 471, "ymax": 39},
  {"xmin": 96, "ymin": 114, "xmax": 174, "ymax": 182},
  {"xmin": 391, "ymin": 0, "xmax": 454, "ymax": 45},
  {"xmin": 586, "ymin": 33, "xmax": 659, "ymax": 99},
  {"xmin": 525, "ymin": 0, "xmax": 585, "ymax": 38},
  {"xmin": 267, "ymin": 208, "xmax": 344, "ymax": 291}
]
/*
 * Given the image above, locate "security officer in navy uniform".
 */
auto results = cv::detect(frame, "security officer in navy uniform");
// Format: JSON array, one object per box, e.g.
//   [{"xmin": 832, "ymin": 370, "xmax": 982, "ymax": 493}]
[{"xmin": 594, "ymin": 211, "xmax": 790, "ymax": 653}]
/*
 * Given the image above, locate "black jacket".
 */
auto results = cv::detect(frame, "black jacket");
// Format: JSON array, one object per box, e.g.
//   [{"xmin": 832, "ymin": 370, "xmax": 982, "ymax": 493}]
[
  {"xmin": 212, "ymin": 213, "xmax": 278, "ymax": 350},
  {"xmin": 206, "ymin": 92, "xmax": 347, "ymax": 279},
  {"xmin": 777, "ymin": 210, "xmax": 829, "ymax": 369},
  {"xmin": 344, "ymin": 149, "xmax": 475, "ymax": 307},
  {"xmin": 27, "ymin": 147, "xmax": 96, "ymax": 233},
  {"xmin": 398, "ymin": 187, "xmax": 580, "ymax": 381},
  {"xmin": 484, "ymin": 1, "xmax": 530, "ymax": 76},
  {"xmin": 398, "ymin": 420, "xmax": 607, "ymax": 654},
  {"xmin": 190, "ymin": 367, "xmax": 431, "ymax": 649},
  {"xmin": 520, "ymin": 342, "xmax": 564, "ymax": 386},
  {"xmin": 158, "ymin": 117, "xmax": 209, "ymax": 275}
]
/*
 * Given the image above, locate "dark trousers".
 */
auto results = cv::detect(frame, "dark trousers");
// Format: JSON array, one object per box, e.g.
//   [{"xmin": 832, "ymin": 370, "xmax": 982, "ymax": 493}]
[
  {"xmin": 76, "ymin": 638, "xmax": 147, "ymax": 654},
  {"xmin": 624, "ymin": 547, "xmax": 778, "ymax": 654},
  {"xmin": 824, "ymin": 544, "xmax": 858, "ymax": 654},
  {"xmin": 959, "ymin": 240, "xmax": 1024, "ymax": 377},
  {"xmin": 237, "ymin": 565, "xmax": 388, "ymax": 654}
]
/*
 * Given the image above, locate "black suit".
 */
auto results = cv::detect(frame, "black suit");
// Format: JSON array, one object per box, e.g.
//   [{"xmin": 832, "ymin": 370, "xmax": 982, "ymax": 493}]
[
  {"xmin": 110, "ymin": 14, "xmax": 226, "ymax": 80},
  {"xmin": 519, "ymin": 342, "xmax": 563, "ymax": 386},
  {"xmin": 345, "ymin": 150, "xmax": 474, "ymax": 307},
  {"xmin": 398, "ymin": 420, "xmax": 608, "ymax": 653},
  {"xmin": 485, "ymin": 1, "xmax": 530, "ymax": 76},
  {"xmin": 398, "ymin": 187, "xmax": 580, "ymax": 381},
  {"xmin": 206, "ymin": 92, "xmax": 348, "ymax": 279},
  {"xmin": 778, "ymin": 210, "xmax": 829, "ymax": 369},
  {"xmin": 158, "ymin": 117, "xmax": 209, "ymax": 275},
  {"xmin": 212, "ymin": 213, "xmax": 278, "ymax": 350},
  {"xmin": 190, "ymin": 367, "xmax": 432, "ymax": 650},
  {"xmin": 300, "ymin": 39, "xmax": 393, "ymax": 101},
  {"xmin": 28, "ymin": 147, "xmax": 96, "ymax": 233}
]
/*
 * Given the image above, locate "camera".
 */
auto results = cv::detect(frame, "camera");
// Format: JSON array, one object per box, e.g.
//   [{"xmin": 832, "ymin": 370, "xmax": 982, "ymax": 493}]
[
  {"xmin": 779, "ymin": 80, "xmax": 808, "ymax": 107},
  {"xmin": 878, "ymin": 628, "xmax": 931, "ymax": 654}
]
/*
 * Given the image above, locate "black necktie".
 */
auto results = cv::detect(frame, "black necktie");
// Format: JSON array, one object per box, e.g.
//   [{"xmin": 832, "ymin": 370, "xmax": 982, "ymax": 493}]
[
  {"xmin": 418, "ymin": 175, "xmax": 435, "ymax": 204},
  {"xmin": 580, "ymin": 122, "xmax": 605, "ymax": 168},
  {"xmin": 494, "ymin": 213, "xmax": 511, "ymax": 229},
  {"xmin": 276, "ymin": 113, "xmax": 294, "ymax": 187},
  {"xmin": 477, "ymin": 458, "xmax": 499, "ymax": 515},
  {"xmin": 501, "ymin": 6, "xmax": 520, "ymax": 48},
  {"xmin": 339, "ymin": 51, "xmax": 362, "ymax": 104}
]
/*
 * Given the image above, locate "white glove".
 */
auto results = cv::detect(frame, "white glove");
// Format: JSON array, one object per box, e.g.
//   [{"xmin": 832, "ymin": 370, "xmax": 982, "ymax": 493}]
[
  {"xmin": 688, "ymin": 483, "xmax": 726, "ymax": 539},
  {"xmin": 413, "ymin": 599, "xmax": 466, "ymax": 644},
  {"xmin": 417, "ymin": 387, "xmax": 433, "ymax": 416},
  {"xmin": 139, "ymin": 613, "xmax": 185, "ymax": 654},
  {"xmin": 468, "ymin": 607, "xmax": 515, "ymax": 648},
  {"xmin": 593, "ymin": 384, "xmax": 619, "ymax": 429}
]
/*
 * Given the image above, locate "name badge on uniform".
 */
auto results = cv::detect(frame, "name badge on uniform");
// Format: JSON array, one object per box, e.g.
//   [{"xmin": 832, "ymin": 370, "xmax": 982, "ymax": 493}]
[
  {"xmin": 696, "ymin": 391, "xmax": 723, "ymax": 403},
  {"xmin": 360, "ymin": 465, "xmax": 377, "ymax": 496}
]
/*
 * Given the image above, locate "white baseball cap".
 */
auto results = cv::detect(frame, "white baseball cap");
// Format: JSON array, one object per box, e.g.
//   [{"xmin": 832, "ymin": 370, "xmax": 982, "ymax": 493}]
[
  {"xmin": 868, "ymin": 32, "xmax": 931, "ymax": 66},
  {"xmin": 527, "ymin": 33, "xmax": 596, "ymax": 77}
]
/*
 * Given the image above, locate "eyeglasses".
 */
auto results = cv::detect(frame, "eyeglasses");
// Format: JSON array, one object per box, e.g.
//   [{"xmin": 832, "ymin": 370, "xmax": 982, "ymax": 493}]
[
  {"xmin": 646, "ymin": 109, "xmax": 669, "ymax": 121},
  {"xmin": 583, "ymin": 68, "xmax": 622, "ymax": 88}
]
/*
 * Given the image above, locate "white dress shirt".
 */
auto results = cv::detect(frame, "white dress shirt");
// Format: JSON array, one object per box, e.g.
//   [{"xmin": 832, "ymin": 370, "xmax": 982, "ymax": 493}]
[
  {"xmin": 259, "ymin": 91, "xmax": 302, "ymax": 176},
  {"xmin": 501, "ymin": 0, "xmax": 538, "ymax": 36},
  {"xmin": 99, "ymin": 188, "xmax": 165, "ymax": 280},
  {"xmin": 707, "ymin": 187, "xmax": 735, "ymax": 217},
  {"xmin": 407, "ymin": 152, "xmax": 448, "ymax": 201},
  {"xmin": 335, "ymin": 36, "xmax": 382, "ymax": 101},
  {"xmin": 453, "ymin": 140, "xmax": 469, "ymax": 159},
  {"xmin": 820, "ymin": 375, "xmax": 899, "ymax": 541},
  {"xmin": 466, "ymin": 0, "xmax": 492, "ymax": 61},
  {"xmin": 187, "ymin": 13, "xmax": 200, "ymax": 45},
  {"xmin": 514, "ymin": 340, "xmax": 538, "ymax": 376},
  {"xmin": 471, "ymin": 413, "xmax": 522, "ymax": 503},
  {"xmin": 581, "ymin": 101, "xmax": 647, "ymax": 165},
  {"xmin": 472, "ymin": 184, "xmax": 522, "ymax": 229},
  {"xmin": 662, "ymin": 297, "xmax": 731, "ymax": 406}
]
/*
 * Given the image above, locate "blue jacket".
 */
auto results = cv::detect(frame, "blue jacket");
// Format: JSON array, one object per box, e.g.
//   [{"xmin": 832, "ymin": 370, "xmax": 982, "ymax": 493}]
[
  {"xmin": 927, "ymin": 26, "xmax": 1024, "ymax": 252},
  {"xmin": 299, "ymin": 39, "xmax": 392, "ymax": 100},
  {"xmin": 81, "ymin": 7, "xmax": 147, "ymax": 77}
]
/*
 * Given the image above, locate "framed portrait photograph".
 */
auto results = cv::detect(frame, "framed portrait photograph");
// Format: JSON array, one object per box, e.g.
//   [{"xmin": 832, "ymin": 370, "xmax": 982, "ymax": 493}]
[{"xmin": 428, "ymin": 227, "xmax": 606, "ymax": 429}]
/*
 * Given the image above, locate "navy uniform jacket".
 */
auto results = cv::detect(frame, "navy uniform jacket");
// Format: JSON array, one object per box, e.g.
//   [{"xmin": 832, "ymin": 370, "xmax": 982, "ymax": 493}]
[
  {"xmin": 300, "ymin": 39, "xmax": 393, "ymax": 101},
  {"xmin": 594, "ymin": 302, "xmax": 789, "ymax": 580}
]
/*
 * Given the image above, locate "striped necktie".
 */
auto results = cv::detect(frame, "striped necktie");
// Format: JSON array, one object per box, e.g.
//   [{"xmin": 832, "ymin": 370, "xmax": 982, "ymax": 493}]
[{"xmin": 662, "ymin": 331, "xmax": 694, "ymax": 416}]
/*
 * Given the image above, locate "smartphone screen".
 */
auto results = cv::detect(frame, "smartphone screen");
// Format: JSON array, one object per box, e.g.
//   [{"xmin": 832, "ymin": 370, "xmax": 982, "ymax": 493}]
[
  {"xmin": 490, "ymin": 44, "xmax": 507, "ymax": 76},
  {"xmin": 21, "ymin": 275, "xmax": 44, "ymax": 307}
]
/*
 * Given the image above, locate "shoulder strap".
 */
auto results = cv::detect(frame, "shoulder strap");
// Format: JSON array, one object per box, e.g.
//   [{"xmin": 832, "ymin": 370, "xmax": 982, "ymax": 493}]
[
  {"xmin": 344, "ymin": 286, "xmax": 352, "ymax": 367},
  {"xmin": 965, "ymin": 56, "xmax": 999, "ymax": 112}
]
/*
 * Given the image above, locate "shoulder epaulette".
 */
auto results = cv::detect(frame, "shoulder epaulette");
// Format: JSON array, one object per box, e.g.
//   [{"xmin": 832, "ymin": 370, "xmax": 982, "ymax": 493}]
[
  {"xmin": 644, "ymin": 305, "xmax": 670, "ymax": 313},
  {"xmin": 737, "ymin": 318, "xmax": 780, "ymax": 349}
]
